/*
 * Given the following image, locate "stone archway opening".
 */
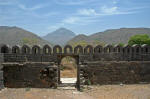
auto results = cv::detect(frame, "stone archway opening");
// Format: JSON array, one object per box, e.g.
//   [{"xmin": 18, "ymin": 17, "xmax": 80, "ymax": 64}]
[{"xmin": 60, "ymin": 56, "xmax": 77, "ymax": 84}]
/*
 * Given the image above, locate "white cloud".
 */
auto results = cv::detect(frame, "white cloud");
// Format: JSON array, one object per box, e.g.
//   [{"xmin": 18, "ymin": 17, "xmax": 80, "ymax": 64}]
[
  {"xmin": 77, "ymin": 6, "xmax": 138, "ymax": 17},
  {"xmin": 101, "ymin": 6, "xmax": 118, "ymax": 14},
  {"xmin": 62, "ymin": 17, "xmax": 80, "ymax": 24},
  {"xmin": 62, "ymin": 16, "xmax": 101, "ymax": 25},
  {"xmin": 62, "ymin": 5, "xmax": 141, "ymax": 25},
  {"xmin": 78, "ymin": 9, "xmax": 97, "ymax": 16},
  {"xmin": 18, "ymin": 4, "xmax": 48, "ymax": 11}
]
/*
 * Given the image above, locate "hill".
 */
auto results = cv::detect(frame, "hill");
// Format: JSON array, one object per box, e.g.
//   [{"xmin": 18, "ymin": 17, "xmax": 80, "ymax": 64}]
[
  {"xmin": 43, "ymin": 28, "xmax": 76, "ymax": 45},
  {"xmin": 68, "ymin": 28, "xmax": 150, "ymax": 45},
  {"xmin": 0, "ymin": 26, "xmax": 51, "ymax": 46}
]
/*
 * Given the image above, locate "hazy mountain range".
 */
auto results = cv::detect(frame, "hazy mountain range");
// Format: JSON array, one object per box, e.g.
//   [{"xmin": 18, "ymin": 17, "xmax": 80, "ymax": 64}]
[{"xmin": 0, "ymin": 26, "xmax": 150, "ymax": 46}]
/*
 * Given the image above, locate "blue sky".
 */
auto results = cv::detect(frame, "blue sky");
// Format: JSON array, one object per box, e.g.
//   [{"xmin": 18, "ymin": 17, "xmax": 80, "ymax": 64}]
[{"xmin": 0, "ymin": 0, "xmax": 150, "ymax": 36}]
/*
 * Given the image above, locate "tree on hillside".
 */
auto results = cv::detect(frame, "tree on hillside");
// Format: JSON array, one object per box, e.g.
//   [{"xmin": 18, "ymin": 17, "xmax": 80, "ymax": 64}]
[
  {"xmin": 128, "ymin": 34, "xmax": 150, "ymax": 45},
  {"xmin": 91, "ymin": 40, "xmax": 105, "ymax": 46},
  {"xmin": 118, "ymin": 43, "xmax": 125, "ymax": 47}
]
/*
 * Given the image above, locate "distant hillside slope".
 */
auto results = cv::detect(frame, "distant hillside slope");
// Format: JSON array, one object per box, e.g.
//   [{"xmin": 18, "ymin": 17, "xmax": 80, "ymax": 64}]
[
  {"xmin": 0, "ymin": 26, "xmax": 51, "ymax": 46},
  {"xmin": 43, "ymin": 28, "xmax": 76, "ymax": 45},
  {"xmin": 68, "ymin": 28, "xmax": 150, "ymax": 45},
  {"xmin": 69, "ymin": 34, "xmax": 89, "ymax": 42}
]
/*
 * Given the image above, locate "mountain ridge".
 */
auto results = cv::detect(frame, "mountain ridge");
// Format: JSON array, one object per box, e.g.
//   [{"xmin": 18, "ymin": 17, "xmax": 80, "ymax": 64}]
[
  {"xmin": 68, "ymin": 28, "xmax": 150, "ymax": 45},
  {"xmin": 0, "ymin": 26, "xmax": 52, "ymax": 46},
  {"xmin": 1, "ymin": 26, "xmax": 150, "ymax": 46}
]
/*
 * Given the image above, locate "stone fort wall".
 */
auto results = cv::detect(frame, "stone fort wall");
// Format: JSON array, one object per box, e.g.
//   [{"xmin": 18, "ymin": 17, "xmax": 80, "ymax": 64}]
[
  {"xmin": 79, "ymin": 61, "xmax": 150, "ymax": 85},
  {"xmin": 0, "ymin": 44, "xmax": 150, "ymax": 89},
  {"xmin": 2, "ymin": 62, "xmax": 58, "ymax": 88}
]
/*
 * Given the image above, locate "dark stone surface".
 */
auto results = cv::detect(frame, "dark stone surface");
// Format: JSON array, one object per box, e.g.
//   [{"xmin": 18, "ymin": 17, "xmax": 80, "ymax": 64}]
[
  {"xmin": 0, "ymin": 71, "xmax": 3, "ymax": 78},
  {"xmin": 3, "ymin": 62, "xmax": 58, "ymax": 88},
  {"xmin": 80, "ymin": 61, "xmax": 150, "ymax": 85},
  {"xmin": 0, "ymin": 54, "xmax": 4, "ymax": 90},
  {"xmin": 0, "ymin": 71, "xmax": 4, "ymax": 90}
]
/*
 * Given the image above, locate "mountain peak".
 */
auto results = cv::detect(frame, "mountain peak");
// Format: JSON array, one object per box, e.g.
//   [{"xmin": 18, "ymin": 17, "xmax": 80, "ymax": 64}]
[
  {"xmin": 53, "ymin": 27, "xmax": 76, "ymax": 35},
  {"xmin": 58, "ymin": 27, "xmax": 68, "ymax": 30},
  {"xmin": 43, "ymin": 28, "xmax": 76, "ymax": 45}
]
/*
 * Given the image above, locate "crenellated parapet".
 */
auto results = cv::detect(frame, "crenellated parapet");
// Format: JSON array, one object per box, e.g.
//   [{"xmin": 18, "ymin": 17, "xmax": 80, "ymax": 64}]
[
  {"xmin": 0, "ymin": 44, "xmax": 150, "ymax": 54},
  {"xmin": 0, "ymin": 44, "xmax": 150, "ymax": 62}
]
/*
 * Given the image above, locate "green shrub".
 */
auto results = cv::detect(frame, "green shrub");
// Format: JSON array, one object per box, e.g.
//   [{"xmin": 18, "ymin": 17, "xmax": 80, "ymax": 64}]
[{"xmin": 128, "ymin": 34, "xmax": 150, "ymax": 45}]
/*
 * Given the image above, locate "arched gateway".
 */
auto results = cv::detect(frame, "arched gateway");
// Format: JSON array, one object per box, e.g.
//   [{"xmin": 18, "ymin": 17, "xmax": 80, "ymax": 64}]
[{"xmin": 56, "ymin": 54, "xmax": 80, "ymax": 88}]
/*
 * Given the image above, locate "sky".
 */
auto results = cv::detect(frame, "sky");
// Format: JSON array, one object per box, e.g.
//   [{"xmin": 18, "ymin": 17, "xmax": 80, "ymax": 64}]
[{"xmin": 0, "ymin": 0, "xmax": 150, "ymax": 36}]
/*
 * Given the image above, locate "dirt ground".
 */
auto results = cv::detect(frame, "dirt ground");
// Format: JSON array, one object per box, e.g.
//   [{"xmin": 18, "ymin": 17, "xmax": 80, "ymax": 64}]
[
  {"xmin": 60, "ymin": 69, "xmax": 77, "ymax": 78},
  {"xmin": 0, "ymin": 84, "xmax": 150, "ymax": 99}
]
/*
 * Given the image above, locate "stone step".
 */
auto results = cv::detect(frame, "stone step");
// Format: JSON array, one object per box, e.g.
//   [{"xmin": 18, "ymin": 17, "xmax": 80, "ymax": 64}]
[
  {"xmin": 60, "ymin": 78, "xmax": 77, "ymax": 83},
  {"xmin": 58, "ymin": 83, "xmax": 76, "ymax": 87}
]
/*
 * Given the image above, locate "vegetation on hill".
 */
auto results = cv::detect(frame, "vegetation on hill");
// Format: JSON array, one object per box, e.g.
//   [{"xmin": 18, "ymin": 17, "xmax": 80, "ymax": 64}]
[
  {"xmin": 22, "ymin": 37, "xmax": 38, "ymax": 45},
  {"xmin": 68, "ymin": 40, "xmax": 105, "ymax": 47},
  {"xmin": 128, "ymin": 34, "xmax": 150, "ymax": 45}
]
